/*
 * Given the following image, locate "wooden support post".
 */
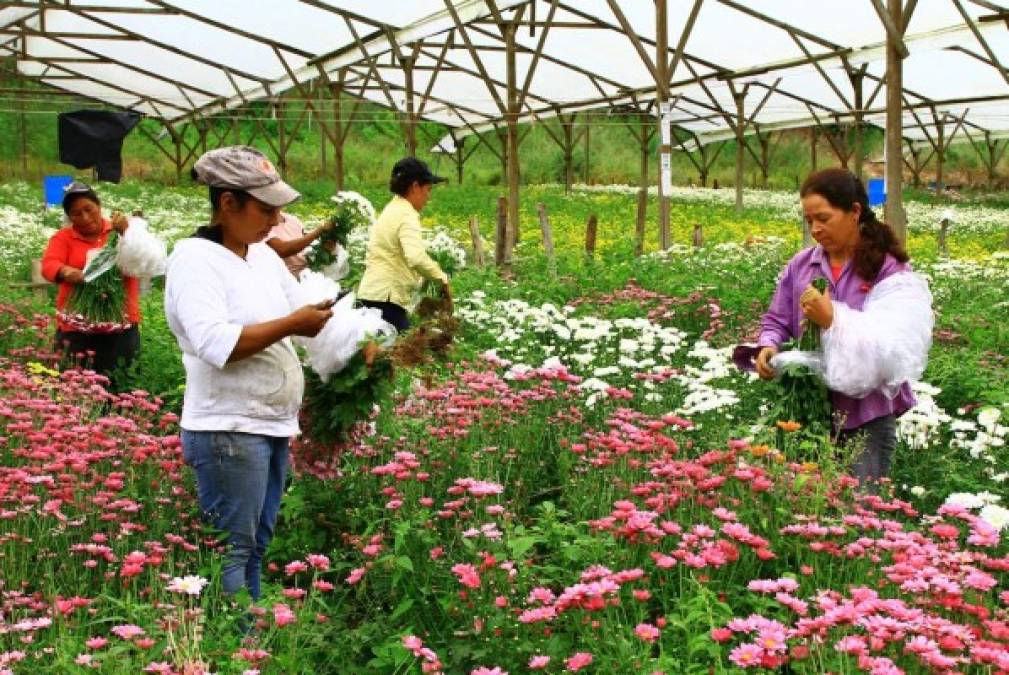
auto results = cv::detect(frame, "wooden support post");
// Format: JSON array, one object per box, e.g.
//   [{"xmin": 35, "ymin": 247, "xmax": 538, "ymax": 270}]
[
  {"xmin": 810, "ymin": 127, "xmax": 818, "ymax": 172},
  {"xmin": 537, "ymin": 202, "xmax": 556, "ymax": 274},
  {"xmin": 850, "ymin": 68, "xmax": 866, "ymax": 180},
  {"xmin": 938, "ymin": 216, "xmax": 950, "ymax": 257},
  {"xmin": 561, "ymin": 114, "xmax": 576, "ymax": 193},
  {"xmin": 583, "ymin": 119, "xmax": 590, "ymax": 184},
  {"xmin": 18, "ymin": 75, "xmax": 28, "ymax": 177},
  {"xmin": 402, "ymin": 55, "xmax": 418, "ymax": 157},
  {"xmin": 231, "ymin": 116, "xmax": 240, "ymax": 145},
  {"xmin": 330, "ymin": 79, "xmax": 346, "ymax": 191},
  {"xmin": 275, "ymin": 98, "xmax": 287, "ymax": 176},
  {"xmin": 584, "ymin": 214, "xmax": 598, "ymax": 259},
  {"xmin": 692, "ymin": 223, "xmax": 703, "ymax": 249},
  {"xmin": 884, "ymin": 0, "xmax": 908, "ymax": 244},
  {"xmin": 319, "ymin": 86, "xmax": 327, "ymax": 176},
  {"xmin": 503, "ymin": 21, "xmax": 521, "ymax": 270},
  {"xmin": 468, "ymin": 216, "xmax": 485, "ymax": 268},
  {"xmin": 656, "ymin": 0, "xmax": 672, "ymax": 249},
  {"xmin": 456, "ymin": 137, "xmax": 466, "ymax": 185},
  {"xmin": 495, "ymin": 196, "xmax": 508, "ymax": 269},
  {"xmin": 933, "ymin": 110, "xmax": 945, "ymax": 196},
  {"xmin": 635, "ymin": 115, "xmax": 650, "ymax": 257},
  {"xmin": 733, "ymin": 88, "xmax": 747, "ymax": 213}
]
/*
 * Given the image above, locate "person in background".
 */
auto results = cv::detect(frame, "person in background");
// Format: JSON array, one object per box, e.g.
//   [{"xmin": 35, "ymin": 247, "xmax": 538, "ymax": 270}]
[
  {"xmin": 755, "ymin": 168, "xmax": 931, "ymax": 493},
  {"xmin": 265, "ymin": 210, "xmax": 334, "ymax": 279},
  {"xmin": 41, "ymin": 181, "xmax": 140, "ymax": 377},
  {"xmin": 165, "ymin": 146, "xmax": 333, "ymax": 600},
  {"xmin": 357, "ymin": 157, "xmax": 451, "ymax": 331}
]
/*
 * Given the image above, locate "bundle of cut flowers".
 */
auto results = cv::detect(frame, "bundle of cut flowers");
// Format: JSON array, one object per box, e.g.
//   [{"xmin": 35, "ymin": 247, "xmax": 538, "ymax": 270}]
[
  {"xmin": 305, "ymin": 191, "xmax": 375, "ymax": 280},
  {"xmin": 296, "ymin": 270, "xmax": 396, "ymax": 444},
  {"xmin": 60, "ymin": 232, "xmax": 130, "ymax": 333},
  {"xmin": 764, "ymin": 276, "xmax": 834, "ymax": 443}
]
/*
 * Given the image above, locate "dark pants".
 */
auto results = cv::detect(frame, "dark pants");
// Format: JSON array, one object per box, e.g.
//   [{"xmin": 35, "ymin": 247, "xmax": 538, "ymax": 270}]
[
  {"xmin": 359, "ymin": 299, "xmax": 410, "ymax": 332},
  {"xmin": 839, "ymin": 414, "xmax": 897, "ymax": 494},
  {"xmin": 56, "ymin": 325, "xmax": 140, "ymax": 376}
]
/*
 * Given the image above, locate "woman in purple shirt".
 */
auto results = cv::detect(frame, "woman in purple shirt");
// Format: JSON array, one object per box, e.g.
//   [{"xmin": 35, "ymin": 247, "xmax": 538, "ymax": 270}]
[{"xmin": 755, "ymin": 169, "xmax": 931, "ymax": 492}]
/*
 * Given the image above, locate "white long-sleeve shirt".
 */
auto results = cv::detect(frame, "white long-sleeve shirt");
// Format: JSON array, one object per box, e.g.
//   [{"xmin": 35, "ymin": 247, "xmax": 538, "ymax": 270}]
[{"xmin": 165, "ymin": 237, "xmax": 306, "ymax": 436}]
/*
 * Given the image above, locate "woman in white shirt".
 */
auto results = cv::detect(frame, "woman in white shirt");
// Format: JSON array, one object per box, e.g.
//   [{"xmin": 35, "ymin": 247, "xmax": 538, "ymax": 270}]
[{"xmin": 165, "ymin": 146, "xmax": 333, "ymax": 600}]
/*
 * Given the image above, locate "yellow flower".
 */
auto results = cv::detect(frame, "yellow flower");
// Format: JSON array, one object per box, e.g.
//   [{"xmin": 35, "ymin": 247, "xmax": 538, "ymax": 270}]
[{"xmin": 26, "ymin": 361, "xmax": 60, "ymax": 378}]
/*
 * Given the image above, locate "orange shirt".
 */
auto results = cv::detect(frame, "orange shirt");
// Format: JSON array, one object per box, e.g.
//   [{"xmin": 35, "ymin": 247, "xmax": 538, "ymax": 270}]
[{"xmin": 41, "ymin": 219, "xmax": 141, "ymax": 332}]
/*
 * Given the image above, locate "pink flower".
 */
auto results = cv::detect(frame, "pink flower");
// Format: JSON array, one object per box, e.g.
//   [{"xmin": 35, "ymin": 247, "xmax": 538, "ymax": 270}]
[
  {"xmin": 272, "ymin": 603, "xmax": 296, "ymax": 627},
  {"xmin": 729, "ymin": 643, "xmax": 763, "ymax": 668},
  {"xmin": 306, "ymin": 554, "xmax": 330, "ymax": 571},
  {"xmin": 284, "ymin": 561, "xmax": 308, "ymax": 576},
  {"xmin": 403, "ymin": 635, "xmax": 424, "ymax": 653},
  {"xmin": 85, "ymin": 637, "xmax": 108, "ymax": 649},
  {"xmin": 528, "ymin": 655, "xmax": 551, "ymax": 670},
  {"xmin": 313, "ymin": 580, "xmax": 334, "ymax": 592},
  {"xmin": 635, "ymin": 623, "xmax": 660, "ymax": 642},
  {"xmin": 346, "ymin": 567, "xmax": 366, "ymax": 585},
  {"xmin": 110, "ymin": 625, "xmax": 145, "ymax": 640},
  {"xmin": 451, "ymin": 563, "xmax": 482, "ymax": 589},
  {"xmin": 471, "ymin": 668, "xmax": 507, "ymax": 675},
  {"xmin": 565, "ymin": 652, "xmax": 593, "ymax": 671}
]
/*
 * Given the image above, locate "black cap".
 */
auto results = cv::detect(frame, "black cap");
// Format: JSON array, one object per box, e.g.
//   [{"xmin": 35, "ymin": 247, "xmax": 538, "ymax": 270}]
[
  {"xmin": 62, "ymin": 181, "xmax": 99, "ymax": 214},
  {"xmin": 391, "ymin": 157, "xmax": 446, "ymax": 185}
]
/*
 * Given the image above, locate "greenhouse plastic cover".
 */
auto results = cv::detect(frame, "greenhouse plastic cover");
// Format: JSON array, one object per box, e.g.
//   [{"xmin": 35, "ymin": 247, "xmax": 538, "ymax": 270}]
[{"xmin": 2, "ymin": 1, "xmax": 1008, "ymax": 146}]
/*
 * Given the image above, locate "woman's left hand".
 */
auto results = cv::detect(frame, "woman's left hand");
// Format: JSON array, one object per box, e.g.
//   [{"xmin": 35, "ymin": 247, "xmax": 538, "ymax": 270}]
[{"xmin": 800, "ymin": 284, "xmax": 833, "ymax": 329}]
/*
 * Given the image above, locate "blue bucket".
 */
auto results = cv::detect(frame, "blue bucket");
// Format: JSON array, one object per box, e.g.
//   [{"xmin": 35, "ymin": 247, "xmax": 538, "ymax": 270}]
[
  {"xmin": 866, "ymin": 177, "xmax": 886, "ymax": 207},
  {"xmin": 43, "ymin": 175, "xmax": 74, "ymax": 208}
]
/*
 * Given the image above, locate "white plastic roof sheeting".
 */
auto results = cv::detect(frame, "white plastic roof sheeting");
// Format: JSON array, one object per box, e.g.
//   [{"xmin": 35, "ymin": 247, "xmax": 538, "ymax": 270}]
[{"xmin": 3, "ymin": 0, "xmax": 1009, "ymax": 151}]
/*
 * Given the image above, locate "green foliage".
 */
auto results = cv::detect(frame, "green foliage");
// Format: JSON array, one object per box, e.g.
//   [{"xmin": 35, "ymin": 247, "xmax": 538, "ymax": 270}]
[{"xmin": 301, "ymin": 353, "xmax": 393, "ymax": 445}]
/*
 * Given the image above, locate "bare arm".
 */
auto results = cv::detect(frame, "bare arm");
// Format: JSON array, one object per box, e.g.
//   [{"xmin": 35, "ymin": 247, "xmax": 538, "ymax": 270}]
[
  {"xmin": 227, "ymin": 300, "xmax": 335, "ymax": 363},
  {"xmin": 266, "ymin": 223, "xmax": 332, "ymax": 259}
]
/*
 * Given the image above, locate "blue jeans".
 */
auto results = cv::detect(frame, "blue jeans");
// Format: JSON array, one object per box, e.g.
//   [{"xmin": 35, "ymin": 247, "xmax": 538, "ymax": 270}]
[
  {"xmin": 181, "ymin": 430, "xmax": 289, "ymax": 599},
  {"xmin": 840, "ymin": 414, "xmax": 897, "ymax": 494}
]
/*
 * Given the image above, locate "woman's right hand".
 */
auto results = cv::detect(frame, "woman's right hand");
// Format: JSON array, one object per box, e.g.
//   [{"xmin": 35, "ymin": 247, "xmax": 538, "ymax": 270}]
[
  {"xmin": 60, "ymin": 266, "xmax": 86, "ymax": 284},
  {"xmin": 755, "ymin": 346, "xmax": 778, "ymax": 380},
  {"xmin": 288, "ymin": 300, "xmax": 335, "ymax": 337}
]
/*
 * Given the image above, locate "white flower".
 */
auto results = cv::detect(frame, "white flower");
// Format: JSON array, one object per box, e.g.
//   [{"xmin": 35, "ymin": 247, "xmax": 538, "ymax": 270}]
[
  {"xmin": 979, "ymin": 504, "xmax": 1009, "ymax": 532},
  {"xmin": 910, "ymin": 486, "xmax": 926, "ymax": 497},
  {"xmin": 978, "ymin": 407, "xmax": 1002, "ymax": 432},
  {"xmin": 166, "ymin": 575, "xmax": 209, "ymax": 596}
]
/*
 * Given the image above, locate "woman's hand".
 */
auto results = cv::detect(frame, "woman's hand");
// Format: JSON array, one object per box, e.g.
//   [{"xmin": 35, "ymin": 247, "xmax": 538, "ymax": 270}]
[
  {"xmin": 755, "ymin": 346, "xmax": 778, "ymax": 380},
  {"xmin": 59, "ymin": 266, "xmax": 86, "ymax": 284},
  {"xmin": 288, "ymin": 299, "xmax": 335, "ymax": 337},
  {"xmin": 800, "ymin": 284, "xmax": 834, "ymax": 329},
  {"xmin": 110, "ymin": 211, "xmax": 129, "ymax": 234}
]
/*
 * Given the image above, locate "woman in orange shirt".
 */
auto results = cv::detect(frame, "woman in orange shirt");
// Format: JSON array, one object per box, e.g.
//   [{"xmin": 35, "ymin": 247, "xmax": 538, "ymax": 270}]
[{"xmin": 41, "ymin": 181, "xmax": 141, "ymax": 379}]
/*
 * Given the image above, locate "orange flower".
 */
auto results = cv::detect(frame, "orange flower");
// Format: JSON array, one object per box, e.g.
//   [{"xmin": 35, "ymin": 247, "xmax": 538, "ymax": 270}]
[
  {"xmin": 750, "ymin": 444, "xmax": 771, "ymax": 458},
  {"xmin": 776, "ymin": 420, "xmax": 802, "ymax": 432},
  {"xmin": 800, "ymin": 462, "xmax": 819, "ymax": 474}
]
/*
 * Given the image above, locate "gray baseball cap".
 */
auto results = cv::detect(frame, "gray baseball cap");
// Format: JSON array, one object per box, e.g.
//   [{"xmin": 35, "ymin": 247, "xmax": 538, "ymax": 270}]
[{"xmin": 192, "ymin": 146, "xmax": 300, "ymax": 207}]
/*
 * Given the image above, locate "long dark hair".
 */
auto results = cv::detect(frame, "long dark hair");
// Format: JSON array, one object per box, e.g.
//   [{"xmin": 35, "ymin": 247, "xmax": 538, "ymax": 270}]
[{"xmin": 800, "ymin": 168, "xmax": 908, "ymax": 281}]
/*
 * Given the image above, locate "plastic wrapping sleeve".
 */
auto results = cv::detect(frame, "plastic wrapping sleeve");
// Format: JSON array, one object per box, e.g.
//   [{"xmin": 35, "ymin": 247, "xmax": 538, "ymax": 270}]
[
  {"xmin": 298, "ymin": 269, "xmax": 341, "ymax": 305},
  {"xmin": 320, "ymin": 244, "xmax": 350, "ymax": 282},
  {"xmin": 117, "ymin": 217, "xmax": 167, "ymax": 278},
  {"xmin": 820, "ymin": 271, "xmax": 934, "ymax": 399},
  {"xmin": 297, "ymin": 291, "xmax": 397, "ymax": 382},
  {"xmin": 770, "ymin": 350, "xmax": 824, "ymax": 374}
]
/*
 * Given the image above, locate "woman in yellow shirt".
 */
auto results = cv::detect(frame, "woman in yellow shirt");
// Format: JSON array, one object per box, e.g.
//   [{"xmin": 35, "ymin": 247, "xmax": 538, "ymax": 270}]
[{"xmin": 357, "ymin": 158, "xmax": 450, "ymax": 331}]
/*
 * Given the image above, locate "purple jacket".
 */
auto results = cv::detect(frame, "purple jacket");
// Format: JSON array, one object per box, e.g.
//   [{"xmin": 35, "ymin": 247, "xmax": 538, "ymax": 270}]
[{"xmin": 758, "ymin": 246, "xmax": 917, "ymax": 430}]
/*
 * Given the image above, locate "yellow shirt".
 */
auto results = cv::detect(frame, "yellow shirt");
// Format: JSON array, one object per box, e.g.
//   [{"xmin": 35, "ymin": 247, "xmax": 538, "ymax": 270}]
[{"xmin": 357, "ymin": 196, "xmax": 448, "ymax": 307}]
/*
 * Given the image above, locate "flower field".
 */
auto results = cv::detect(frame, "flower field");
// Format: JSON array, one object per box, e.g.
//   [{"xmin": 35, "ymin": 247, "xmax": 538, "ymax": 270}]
[{"xmin": 1, "ymin": 180, "xmax": 1008, "ymax": 674}]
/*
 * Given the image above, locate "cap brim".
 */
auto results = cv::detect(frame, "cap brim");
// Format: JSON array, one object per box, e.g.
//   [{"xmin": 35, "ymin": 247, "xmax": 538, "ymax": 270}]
[
  {"xmin": 247, "ymin": 180, "xmax": 301, "ymax": 207},
  {"xmin": 430, "ymin": 174, "xmax": 448, "ymax": 184}
]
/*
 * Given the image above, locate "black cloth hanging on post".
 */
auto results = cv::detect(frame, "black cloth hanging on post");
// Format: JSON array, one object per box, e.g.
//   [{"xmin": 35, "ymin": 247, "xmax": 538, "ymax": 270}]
[{"xmin": 58, "ymin": 110, "xmax": 141, "ymax": 183}]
